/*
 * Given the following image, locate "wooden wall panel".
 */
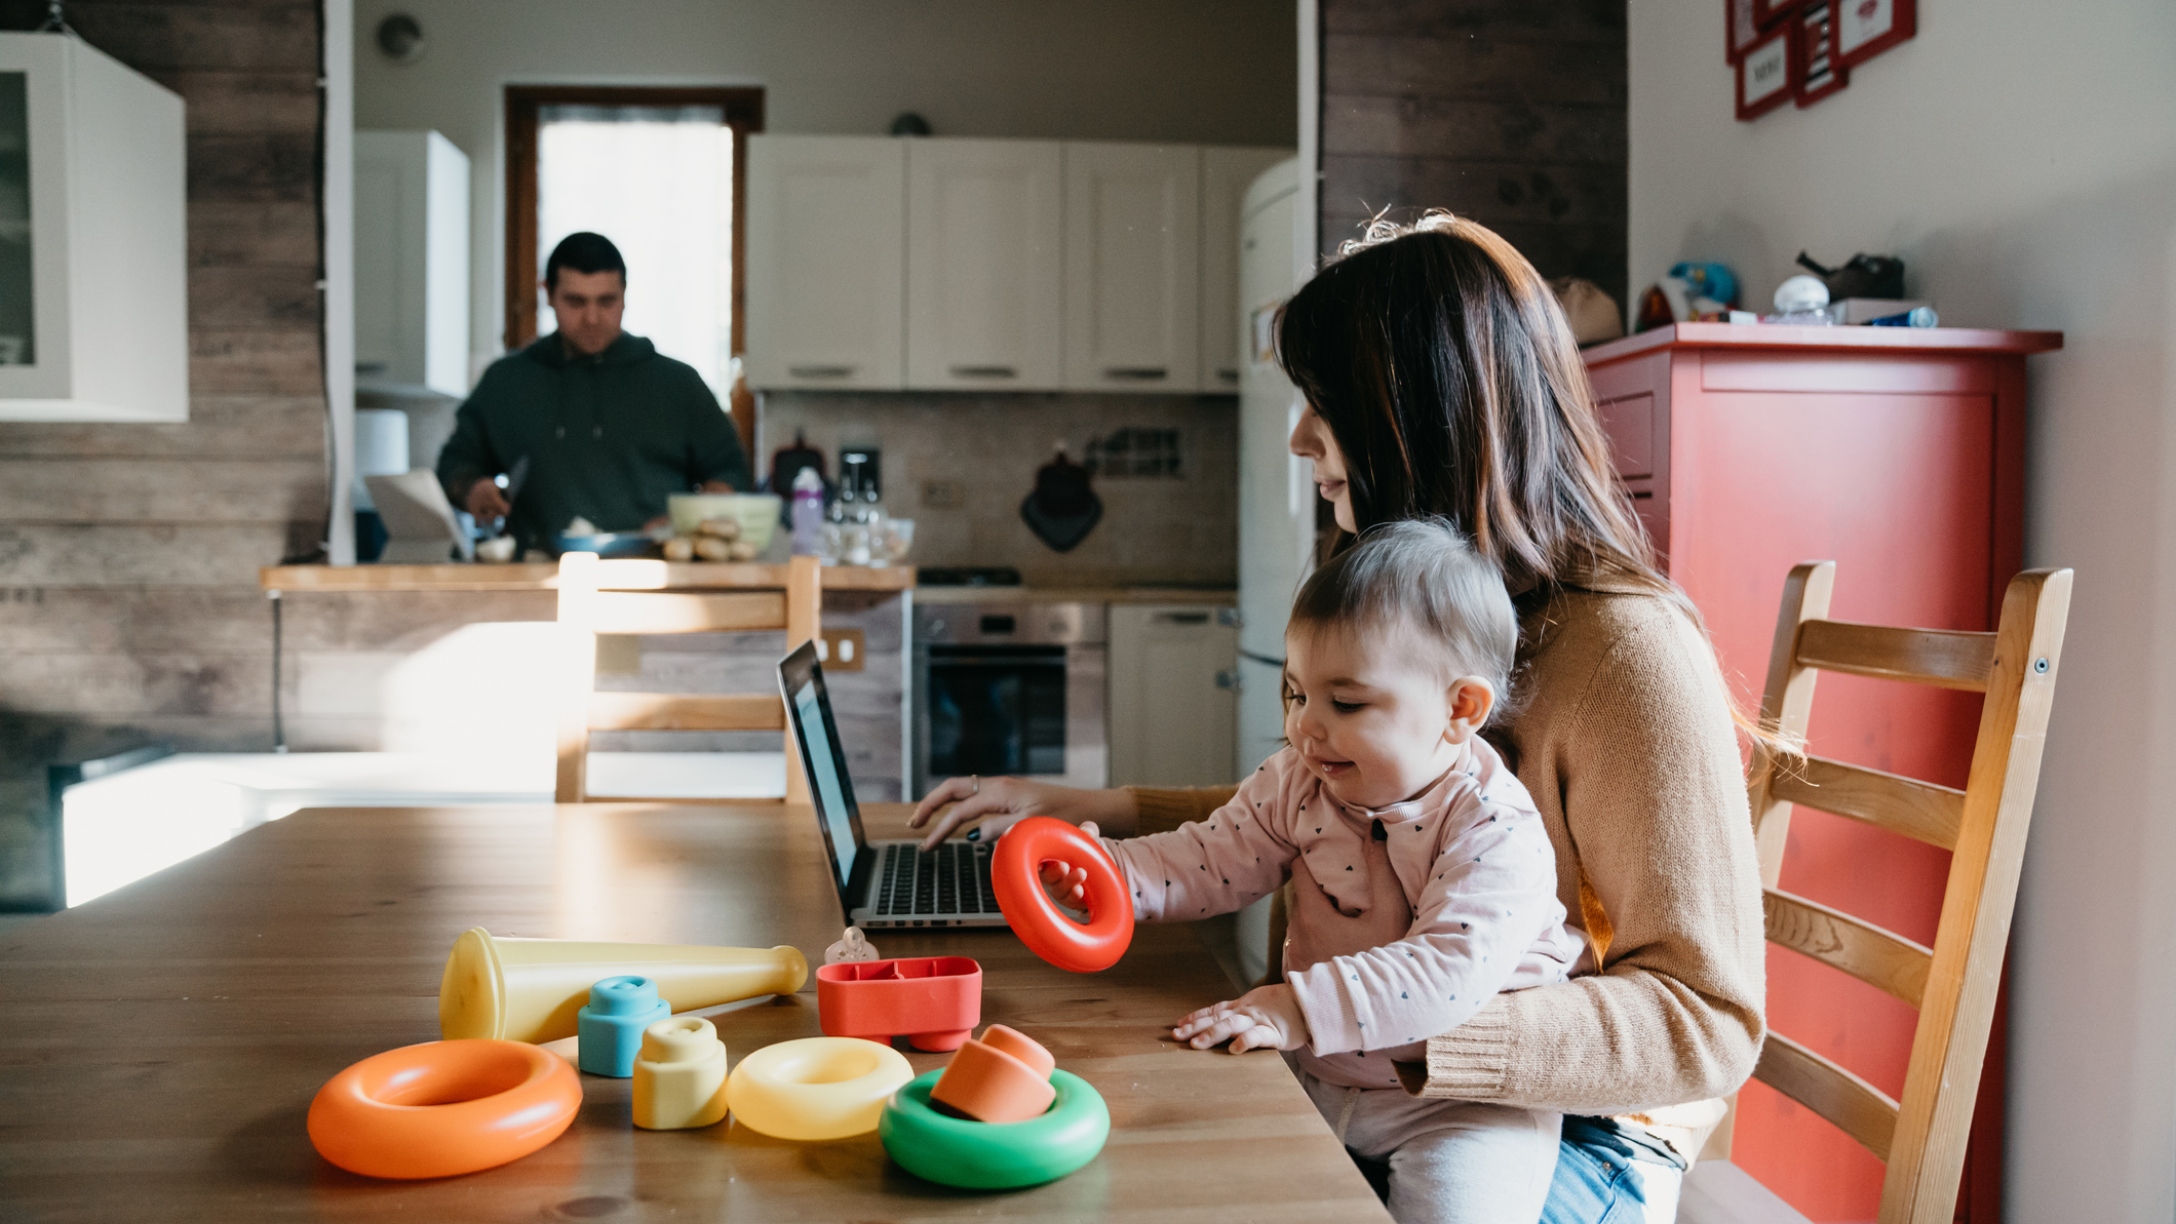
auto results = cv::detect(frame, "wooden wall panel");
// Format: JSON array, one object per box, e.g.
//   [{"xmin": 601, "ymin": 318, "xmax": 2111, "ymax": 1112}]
[
  {"xmin": 1319, "ymin": 0, "xmax": 1628, "ymax": 309},
  {"xmin": 0, "ymin": 0, "xmax": 327, "ymax": 908}
]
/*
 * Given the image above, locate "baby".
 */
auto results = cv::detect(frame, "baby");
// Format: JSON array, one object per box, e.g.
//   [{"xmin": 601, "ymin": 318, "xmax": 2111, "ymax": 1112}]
[{"xmin": 1088, "ymin": 521, "xmax": 1583, "ymax": 1223}]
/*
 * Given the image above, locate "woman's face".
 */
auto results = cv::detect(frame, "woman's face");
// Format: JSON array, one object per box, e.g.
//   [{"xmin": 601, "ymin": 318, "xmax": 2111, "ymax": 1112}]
[{"xmin": 1288, "ymin": 404, "xmax": 1356, "ymax": 533}]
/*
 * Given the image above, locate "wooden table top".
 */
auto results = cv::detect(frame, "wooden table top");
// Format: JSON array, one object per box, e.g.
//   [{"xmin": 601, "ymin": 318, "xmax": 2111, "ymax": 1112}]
[
  {"xmin": 259, "ymin": 561, "xmax": 917, "ymax": 594},
  {"xmin": 0, "ymin": 802, "xmax": 1386, "ymax": 1222}
]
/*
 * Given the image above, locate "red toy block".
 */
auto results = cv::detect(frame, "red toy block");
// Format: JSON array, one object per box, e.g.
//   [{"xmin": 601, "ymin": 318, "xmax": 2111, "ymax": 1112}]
[{"xmin": 815, "ymin": 956, "xmax": 982, "ymax": 1052}]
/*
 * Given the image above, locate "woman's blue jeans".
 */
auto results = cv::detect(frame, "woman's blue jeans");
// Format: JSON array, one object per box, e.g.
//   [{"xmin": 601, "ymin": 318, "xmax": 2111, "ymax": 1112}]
[{"xmin": 1539, "ymin": 1116, "xmax": 1685, "ymax": 1224}]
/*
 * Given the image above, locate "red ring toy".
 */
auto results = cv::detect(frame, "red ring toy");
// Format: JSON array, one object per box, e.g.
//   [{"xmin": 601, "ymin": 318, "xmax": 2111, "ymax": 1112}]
[
  {"xmin": 992, "ymin": 816, "xmax": 1134, "ymax": 973},
  {"xmin": 307, "ymin": 1039, "xmax": 582, "ymax": 1179}
]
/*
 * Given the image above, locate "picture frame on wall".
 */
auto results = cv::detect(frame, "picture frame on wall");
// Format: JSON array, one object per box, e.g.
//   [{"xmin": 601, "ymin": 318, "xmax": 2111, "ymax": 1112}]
[
  {"xmin": 1726, "ymin": 0, "xmax": 1764, "ymax": 62},
  {"xmin": 1736, "ymin": 23, "xmax": 1795, "ymax": 120},
  {"xmin": 1833, "ymin": 0, "xmax": 1916, "ymax": 70},
  {"xmin": 1796, "ymin": 0, "xmax": 1849, "ymax": 106},
  {"xmin": 1752, "ymin": 0, "xmax": 1800, "ymax": 27}
]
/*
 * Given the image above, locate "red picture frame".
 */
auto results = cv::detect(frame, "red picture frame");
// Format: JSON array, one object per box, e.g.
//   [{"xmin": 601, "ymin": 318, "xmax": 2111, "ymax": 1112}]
[
  {"xmin": 1832, "ymin": 0, "xmax": 1917, "ymax": 70},
  {"xmin": 1736, "ymin": 23, "xmax": 1796, "ymax": 121},
  {"xmin": 1753, "ymin": 0, "xmax": 1801, "ymax": 25},
  {"xmin": 1726, "ymin": 0, "xmax": 1764, "ymax": 62},
  {"xmin": 1796, "ymin": 0, "xmax": 1849, "ymax": 106}
]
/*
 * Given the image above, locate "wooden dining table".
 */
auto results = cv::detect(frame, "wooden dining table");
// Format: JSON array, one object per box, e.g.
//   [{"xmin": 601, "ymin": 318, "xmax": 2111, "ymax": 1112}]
[{"xmin": 0, "ymin": 800, "xmax": 1389, "ymax": 1222}]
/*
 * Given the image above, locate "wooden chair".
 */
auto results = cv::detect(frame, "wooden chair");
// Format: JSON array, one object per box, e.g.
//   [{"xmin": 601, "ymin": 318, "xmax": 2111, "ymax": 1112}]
[
  {"xmin": 554, "ymin": 551, "xmax": 822, "ymax": 804},
  {"xmin": 1681, "ymin": 562, "xmax": 2072, "ymax": 1224}
]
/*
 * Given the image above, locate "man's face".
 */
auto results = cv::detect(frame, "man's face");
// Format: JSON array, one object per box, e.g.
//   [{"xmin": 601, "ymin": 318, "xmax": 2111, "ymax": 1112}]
[{"xmin": 546, "ymin": 268, "xmax": 626, "ymax": 357}]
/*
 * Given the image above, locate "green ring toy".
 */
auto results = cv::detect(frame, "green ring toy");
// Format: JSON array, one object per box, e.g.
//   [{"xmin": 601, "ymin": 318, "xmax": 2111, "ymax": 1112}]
[{"xmin": 879, "ymin": 1069, "xmax": 1109, "ymax": 1189}]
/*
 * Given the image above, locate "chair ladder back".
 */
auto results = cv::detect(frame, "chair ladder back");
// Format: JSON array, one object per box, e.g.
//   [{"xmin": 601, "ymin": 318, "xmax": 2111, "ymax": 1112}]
[
  {"xmin": 554, "ymin": 551, "xmax": 823, "ymax": 805},
  {"xmin": 1747, "ymin": 561, "xmax": 1835, "ymax": 888},
  {"xmin": 1878, "ymin": 567, "xmax": 2070, "ymax": 1223}
]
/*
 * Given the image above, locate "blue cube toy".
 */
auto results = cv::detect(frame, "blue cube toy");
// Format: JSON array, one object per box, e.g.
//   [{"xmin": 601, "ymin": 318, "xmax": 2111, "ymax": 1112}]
[{"xmin": 578, "ymin": 975, "xmax": 672, "ymax": 1077}]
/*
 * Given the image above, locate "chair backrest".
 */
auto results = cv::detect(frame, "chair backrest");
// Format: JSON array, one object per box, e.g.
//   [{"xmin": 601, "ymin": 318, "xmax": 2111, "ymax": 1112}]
[
  {"xmin": 554, "ymin": 552, "xmax": 822, "ymax": 805},
  {"xmin": 1735, "ymin": 562, "xmax": 2071, "ymax": 1223}
]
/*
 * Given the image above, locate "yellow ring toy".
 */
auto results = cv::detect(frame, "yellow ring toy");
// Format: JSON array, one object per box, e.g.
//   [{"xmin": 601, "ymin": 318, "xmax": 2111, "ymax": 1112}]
[{"xmin": 725, "ymin": 1036, "xmax": 915, "ymax": 1140}]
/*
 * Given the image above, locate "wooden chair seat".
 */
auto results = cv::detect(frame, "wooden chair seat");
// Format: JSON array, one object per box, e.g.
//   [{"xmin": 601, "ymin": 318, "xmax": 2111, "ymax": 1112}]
[
  {"xmin": 555, "ymin": 551, "xmax": 820, "ymax": 804},
  {"xmin": 1693, "ymin": 561, "xmax": 2071, "ymax": 1224}
]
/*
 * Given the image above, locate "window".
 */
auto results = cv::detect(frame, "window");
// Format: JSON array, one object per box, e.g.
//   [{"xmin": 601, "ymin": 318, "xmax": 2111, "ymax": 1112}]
[{"xmin": 504, "ymin": 86, "xmax": 764, "ymax": 446}]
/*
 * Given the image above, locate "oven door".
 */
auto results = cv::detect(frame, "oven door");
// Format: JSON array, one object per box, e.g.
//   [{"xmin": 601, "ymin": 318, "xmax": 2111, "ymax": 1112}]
[{"xmin": 914, "ymin": 643, "xmax": 1107, "ymax": 796}]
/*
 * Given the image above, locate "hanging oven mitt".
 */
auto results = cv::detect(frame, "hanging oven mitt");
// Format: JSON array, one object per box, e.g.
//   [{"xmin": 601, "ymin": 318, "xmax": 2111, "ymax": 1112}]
[{"xmin": 1020, "ymin": 449, "xmax": 1103, "ymax": 552}]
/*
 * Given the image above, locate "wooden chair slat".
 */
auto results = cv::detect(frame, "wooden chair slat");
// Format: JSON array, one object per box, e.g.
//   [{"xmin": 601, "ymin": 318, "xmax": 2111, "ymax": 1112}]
[
  {"xmin": 1764, "ymin": 888, "xmax": 1933, "ymax": 1006},
  {"xmin": 588, "ymin": 692, "xmax": 786, "ymax": 732},
  {"xmin": 1769, "ymin": 755, "xmax": 1964, "ymax": 850},
  {"xmin": 1794, "ymin": 620, "xmax": 1994, "ymax": 692},
  {"xmin": 1754, "ymin": 1033, "xmax": 1900, "ymax": 1161},
  {"xmin": 586, "ymin": 591, "xmax": 787, "ymax": 634}
]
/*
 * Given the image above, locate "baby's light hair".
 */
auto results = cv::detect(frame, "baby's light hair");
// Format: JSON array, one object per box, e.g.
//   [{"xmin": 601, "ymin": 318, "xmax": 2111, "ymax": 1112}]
[{"xmin": 1287, "ymin": 520, "xmax": 1518, "ymax": 718}]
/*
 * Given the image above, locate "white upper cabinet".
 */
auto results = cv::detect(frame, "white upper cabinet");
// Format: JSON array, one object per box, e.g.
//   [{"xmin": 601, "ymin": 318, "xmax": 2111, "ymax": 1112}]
[
  {"xmin": 1198, "ymin": 147, "xmax": 1293, "ymax": 393},
  {"xmin": 0, "ymin": 34, "xmax": 186, "ymax": 422},
  {"xmin": 905, "ymin": 140, "xmax": 1062, "ymax": 391},
  {"xmin": 744, "ymin": 136, "xmax": 905, "ymax": 390},
  {"xmin": 1061, "ymin": 143, "xmax": 1200, "ymax": 394},
  {"xmin": 355, "ymin": 131, "xmax": 471, "ymax": 397}
]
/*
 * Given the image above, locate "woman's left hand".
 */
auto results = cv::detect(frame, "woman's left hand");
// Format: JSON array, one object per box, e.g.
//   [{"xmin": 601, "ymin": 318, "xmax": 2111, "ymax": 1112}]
[{"xmin": 1173, "ymin": 984, "xmax": 1310, "ymax": 1054}]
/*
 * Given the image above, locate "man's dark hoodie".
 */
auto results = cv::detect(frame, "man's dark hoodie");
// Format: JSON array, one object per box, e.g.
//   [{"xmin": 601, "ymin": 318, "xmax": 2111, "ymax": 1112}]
[{"xmin": 436, "ymin": 332, "xmax": 751, "ymax": 549}]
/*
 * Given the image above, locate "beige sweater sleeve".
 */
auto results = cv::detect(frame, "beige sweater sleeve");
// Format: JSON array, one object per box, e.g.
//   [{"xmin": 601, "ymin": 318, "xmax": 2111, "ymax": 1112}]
[{"xmin": 1408, "ymin": 601, "xmax": 1768, "ymax": 1115}]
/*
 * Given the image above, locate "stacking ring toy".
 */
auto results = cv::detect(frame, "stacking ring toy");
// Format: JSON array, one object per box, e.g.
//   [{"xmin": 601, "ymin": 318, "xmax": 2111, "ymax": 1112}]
[
  {"xmin": 880, "ymin": 1068, "xmax": 1110, "ymax": 1189},
  {"xmin": 992, "ymin": 817, "xmax": 1134, "ymax": 972},
  {"xmin": 930, "ymin": 1024, "xmax": 1057, "ymax": 1123},
  {"xmin": 724, "ymin": 1036, "xmax": 915, "ymax": 1140},
  {"xmin": 306, "ymin": 1039, "xmax": 582, "ymax": 1179}
]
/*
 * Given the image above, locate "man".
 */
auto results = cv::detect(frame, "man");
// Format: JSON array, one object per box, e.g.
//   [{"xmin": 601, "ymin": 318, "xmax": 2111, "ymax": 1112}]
[{"xmin": 437, "ymin": 231, "xmax": 751, "ymax": 550}]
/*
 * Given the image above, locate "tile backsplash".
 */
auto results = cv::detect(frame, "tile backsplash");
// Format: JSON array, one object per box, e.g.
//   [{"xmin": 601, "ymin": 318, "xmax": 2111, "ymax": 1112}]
[{"xmin": 759, "ymin": 392, "xmax": 1237, "ymax": 588}]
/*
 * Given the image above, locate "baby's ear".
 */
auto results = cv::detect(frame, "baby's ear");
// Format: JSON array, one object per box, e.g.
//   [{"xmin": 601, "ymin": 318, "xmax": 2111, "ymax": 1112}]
[{"xmin": 1443, "ymin": 676, "xmax": 1495, "ymax": 739}]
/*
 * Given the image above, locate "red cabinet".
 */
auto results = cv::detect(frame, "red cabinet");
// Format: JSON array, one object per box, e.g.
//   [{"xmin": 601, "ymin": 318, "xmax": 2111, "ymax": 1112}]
[{"xmin": 1582, "ymin": 324, "xmax": 2061, "ymax": 1224}]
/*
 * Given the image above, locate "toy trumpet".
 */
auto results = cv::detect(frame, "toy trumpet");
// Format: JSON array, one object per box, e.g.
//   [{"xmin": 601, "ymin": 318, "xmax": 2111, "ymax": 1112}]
[{"xmin": 438, "ymin": 927, "xmax": 808, "ymax": 1044}]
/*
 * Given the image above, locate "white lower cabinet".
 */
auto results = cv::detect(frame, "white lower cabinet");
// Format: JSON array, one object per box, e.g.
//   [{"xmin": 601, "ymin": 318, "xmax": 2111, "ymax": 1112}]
[
  {"xmin": 905, "ymin": 140, "xmax": 1063, "ymax": 391},
  {"xmin": 744, "ymin": 135, "xmax": 906, "ymax": 391},
  {"xmin": 1107, "ymin": 605, "xmax": 1239, "ymax": 788},
  {"xmin": 1061, "ymin": 143, "xmax": 1201, "ymax": 393}
]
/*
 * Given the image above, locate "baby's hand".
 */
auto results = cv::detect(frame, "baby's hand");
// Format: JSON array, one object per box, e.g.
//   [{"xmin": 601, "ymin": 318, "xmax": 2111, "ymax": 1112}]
[
  {"xmin": 1172, "ymin": 983, "xmax": 1310, "ymax": 1054},
  {"xmin": 1033, "ymin": 821, "xmax": 1100, "ymax": 907}
]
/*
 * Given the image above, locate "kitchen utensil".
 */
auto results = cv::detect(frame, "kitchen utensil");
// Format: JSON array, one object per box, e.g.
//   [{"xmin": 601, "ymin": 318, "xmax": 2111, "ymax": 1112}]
[{"xmin": 1020, "ymin": 449, "xmax": 1102, "ymax": 552}]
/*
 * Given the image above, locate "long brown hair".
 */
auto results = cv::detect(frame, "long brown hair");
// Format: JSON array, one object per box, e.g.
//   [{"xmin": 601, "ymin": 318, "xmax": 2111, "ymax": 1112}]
[{"xmin": 1276, "ymin": 212, "xmax": 1682, "ymax": 619}]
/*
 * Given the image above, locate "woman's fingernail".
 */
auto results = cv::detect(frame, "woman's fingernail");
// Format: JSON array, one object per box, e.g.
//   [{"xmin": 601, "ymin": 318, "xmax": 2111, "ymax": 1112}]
[{"xmin": 966, "ymin": 828, "xmax": 981, "ymax": 841}]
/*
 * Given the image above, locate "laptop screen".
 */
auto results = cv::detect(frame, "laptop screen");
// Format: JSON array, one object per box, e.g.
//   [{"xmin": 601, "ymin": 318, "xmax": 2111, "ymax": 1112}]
[{"xmin": 778, "ymin": 641, "xmax": 866, "ymax": 915}]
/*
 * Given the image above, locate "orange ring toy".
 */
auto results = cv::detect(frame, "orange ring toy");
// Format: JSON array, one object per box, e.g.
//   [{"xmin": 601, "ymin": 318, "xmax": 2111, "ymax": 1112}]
[
  {"xmin": 307, "ymin": 1039, "xmax": 582, "ymax": 1179},
  {"xmin": 992, "ymin": 817, "xmax": 1134, "ymax": 973}
]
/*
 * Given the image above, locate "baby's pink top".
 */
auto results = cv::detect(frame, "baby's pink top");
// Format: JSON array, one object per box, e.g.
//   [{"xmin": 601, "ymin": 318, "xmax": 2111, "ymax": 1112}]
[{"xmin": 1106, "ymin": 739, "xmax": 1584, "ymax": 1090}]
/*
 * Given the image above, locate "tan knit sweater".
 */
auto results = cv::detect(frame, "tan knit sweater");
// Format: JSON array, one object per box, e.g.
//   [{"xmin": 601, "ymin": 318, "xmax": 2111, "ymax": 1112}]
[{"xmin": 1130, "ymin": 589, "xmax": 1766, "ymax": 1147}]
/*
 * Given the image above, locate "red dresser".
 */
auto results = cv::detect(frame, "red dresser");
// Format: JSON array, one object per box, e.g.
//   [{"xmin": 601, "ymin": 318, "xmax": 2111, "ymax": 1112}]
[{"xmin": 1582, "ymin": 324, "xmax": 2062, "ymax": 1223}]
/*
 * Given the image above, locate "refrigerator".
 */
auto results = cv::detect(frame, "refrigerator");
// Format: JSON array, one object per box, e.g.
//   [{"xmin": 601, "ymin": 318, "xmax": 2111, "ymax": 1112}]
[{"xmin": 1233, "ymin": 157, "xmax": 1314, "ymax": 779}]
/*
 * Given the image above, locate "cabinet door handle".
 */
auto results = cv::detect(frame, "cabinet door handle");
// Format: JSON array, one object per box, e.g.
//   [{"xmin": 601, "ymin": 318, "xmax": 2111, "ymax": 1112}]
[
  {"xmin": 1216, "ymin": 368, "xmax": 1239, "ymax": 383},
  {"xmin": 1155, "ymin": 610, "xmax": 1211, "ymax": 625},
  {"xmin": 1103, "ymin": 366, "xmax": 1168, "ymax": 380},
  {"xmin": 788, "ymin": 364, "xmax": 857, "ymax": 378},
  {"xmin": 949, "ymin": 365, "xmax": 1018, "ymax": 379},
  {"xmin": 1215, "ymin": 669, "xmax": 1242, "ymax": 692}
]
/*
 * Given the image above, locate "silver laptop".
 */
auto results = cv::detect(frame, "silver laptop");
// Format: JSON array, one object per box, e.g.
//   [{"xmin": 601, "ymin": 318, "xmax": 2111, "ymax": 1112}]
[{"xmin": 780, "ymin": 640, "xmax": 1008, "ymax": 930}]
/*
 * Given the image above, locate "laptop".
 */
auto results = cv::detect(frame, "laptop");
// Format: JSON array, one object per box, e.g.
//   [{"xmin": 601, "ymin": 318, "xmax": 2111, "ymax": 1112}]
[{"xmin": 779, "ymin": 640, "xmax": 1008, "ymax": 929}]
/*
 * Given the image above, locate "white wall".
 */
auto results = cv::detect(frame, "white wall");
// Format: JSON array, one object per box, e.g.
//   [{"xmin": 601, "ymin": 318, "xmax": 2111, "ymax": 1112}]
[
  {"xmin": 353, "ymin": 0, "xmax": 1297, "ymax": 369},
  {"xmin": 1630, "ymin": 2, "xmax": 2176, "ymax": 1219}
]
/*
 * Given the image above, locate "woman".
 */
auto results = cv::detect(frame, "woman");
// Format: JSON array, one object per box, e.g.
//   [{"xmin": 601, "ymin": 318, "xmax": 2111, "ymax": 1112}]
[{"xmin": 911, "ymin": 214, "xmax": 1765, "ymax": 1224}]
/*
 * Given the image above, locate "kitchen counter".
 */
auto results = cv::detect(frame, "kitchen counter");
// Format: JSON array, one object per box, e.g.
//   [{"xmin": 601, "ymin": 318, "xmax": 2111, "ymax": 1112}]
[
  {"xmin": 913, "ymin": 584, "xmax": 1235, "ymax": 605},
  {"xmin": 259, "ymin": 561, "xmax": 916, "ymax": 593}
]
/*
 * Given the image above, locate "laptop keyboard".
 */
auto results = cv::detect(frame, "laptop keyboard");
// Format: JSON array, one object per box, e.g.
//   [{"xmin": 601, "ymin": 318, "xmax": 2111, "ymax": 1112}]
[{"xmin": 875, "ymin": 841, "xmax": 999, "ymax": 917}]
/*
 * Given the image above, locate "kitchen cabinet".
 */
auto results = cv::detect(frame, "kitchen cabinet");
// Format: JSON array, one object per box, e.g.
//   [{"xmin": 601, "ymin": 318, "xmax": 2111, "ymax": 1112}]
[
  {"xmin": 0, "ymin": 33, "xmax": 185, "ymax": 422},
  {"xmin": 1061, "ymin": 143, "xmax": 1200, "ymax": 393},
  {"xmin": 1198, "ymin": 147, "xmax": 1291, "ymax": 393},
  {"xmin": 744, "ymin": 136, "xmax": 906, "ymax": 391},
  {"xmin": 354, "ymin": 131, "xmax": 471, "ymax": 397},
  {"xmin": 905, "ymin": 140, "xmax": 1062, "ymax": 391},
  {"xmin": 1107, "ymin": 605, "xmax": 1238, "ymax": 787},
  {"xmin": 1582, "ymin": 323, "xmax": 2061, "ymax": 1223}
]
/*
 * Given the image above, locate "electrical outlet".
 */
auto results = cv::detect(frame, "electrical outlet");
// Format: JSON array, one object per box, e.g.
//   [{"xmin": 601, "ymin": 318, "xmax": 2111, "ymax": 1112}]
[
  {"xmin": 921, "ymin": 478, "xmax": 965, "ymax": 509},
  {"xmin": 816, "ymin": 628, "xmax": 867, "ymax": 671}
]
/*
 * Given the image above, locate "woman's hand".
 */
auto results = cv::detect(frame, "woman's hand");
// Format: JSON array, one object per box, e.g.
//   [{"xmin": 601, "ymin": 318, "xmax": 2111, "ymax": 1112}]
[
  {"xmin": 908, "ymin": 777, "xmax": 1137, "ymax": 851},
  {"xmin": 1172, "ymin": 984, "xmax": 1310, "ymax": 1054}
]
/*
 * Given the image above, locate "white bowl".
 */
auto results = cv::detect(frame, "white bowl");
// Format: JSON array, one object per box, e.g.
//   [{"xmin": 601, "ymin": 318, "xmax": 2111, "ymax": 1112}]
[{"xmin": 668, "ymin": 493, "xmax": 782, "ymax": 551}]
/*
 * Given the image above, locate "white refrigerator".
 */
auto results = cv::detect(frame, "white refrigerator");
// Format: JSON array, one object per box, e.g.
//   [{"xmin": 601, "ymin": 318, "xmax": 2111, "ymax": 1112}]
[{"xmin": 1234, "ymin": 157, "xmax": 1315, "ymax": 779}]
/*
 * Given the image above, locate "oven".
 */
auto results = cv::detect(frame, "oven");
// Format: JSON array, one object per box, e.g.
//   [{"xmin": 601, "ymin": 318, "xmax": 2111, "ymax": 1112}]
[{"xmin": 912, "ymin": 601, "xmax": 1107, "ymax": 798}]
